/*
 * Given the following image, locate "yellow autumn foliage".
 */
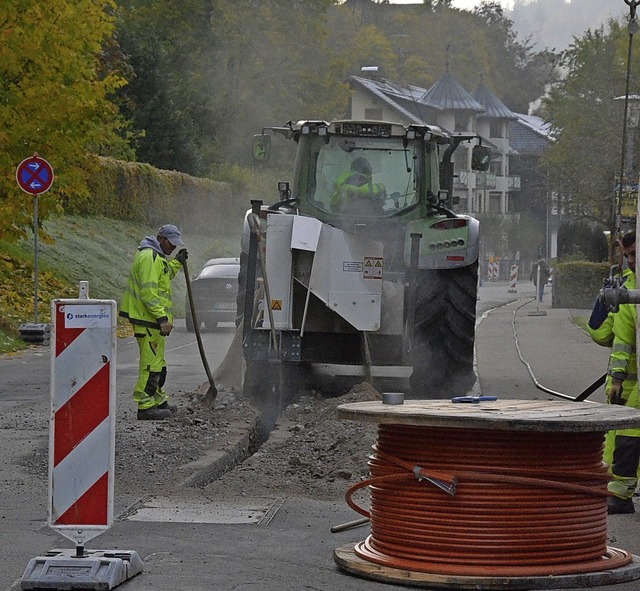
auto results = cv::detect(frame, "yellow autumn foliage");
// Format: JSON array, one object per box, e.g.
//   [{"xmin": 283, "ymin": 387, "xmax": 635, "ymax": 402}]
[{"xmin": 0, "ymin": 253, "xmax": 74, "ymax": 330}]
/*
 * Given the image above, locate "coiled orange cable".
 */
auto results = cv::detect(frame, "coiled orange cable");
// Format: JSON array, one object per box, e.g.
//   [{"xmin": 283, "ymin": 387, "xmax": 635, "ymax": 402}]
[{"xmin": 345, "ymin": 424, "xmax": 632, "ymax": 576}]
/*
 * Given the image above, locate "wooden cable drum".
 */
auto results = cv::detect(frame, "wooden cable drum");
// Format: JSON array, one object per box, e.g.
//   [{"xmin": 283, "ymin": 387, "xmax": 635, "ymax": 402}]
[{"xmin": 334, "ymin": 399, "xmax": 640, "ymax": 589}]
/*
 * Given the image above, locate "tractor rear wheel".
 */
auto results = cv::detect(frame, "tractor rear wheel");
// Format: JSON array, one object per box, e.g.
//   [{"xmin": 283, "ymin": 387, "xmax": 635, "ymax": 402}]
[{"xmin": 408, "ymin": 262, "xmax": 478, "ymax": 399}]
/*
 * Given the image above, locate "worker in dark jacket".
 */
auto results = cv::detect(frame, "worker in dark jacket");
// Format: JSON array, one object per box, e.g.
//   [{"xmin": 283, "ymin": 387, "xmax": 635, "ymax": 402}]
[
  {"xmin": 530, "ymin": 258, "xmax": 548, "ymax": 301},
  {"xmin": 120, "ymin": 224, "xmax": 188, "ymax": 420}
]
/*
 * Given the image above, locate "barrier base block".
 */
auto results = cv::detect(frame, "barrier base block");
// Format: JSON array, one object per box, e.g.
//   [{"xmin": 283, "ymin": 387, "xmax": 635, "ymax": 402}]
[
  {"xmin": 19, "ymin": 323, "xmax": 51, "ymax": 346},
  {"xmin": 20, "ymin": 549, "xmax": 143, "ymax": 590}
]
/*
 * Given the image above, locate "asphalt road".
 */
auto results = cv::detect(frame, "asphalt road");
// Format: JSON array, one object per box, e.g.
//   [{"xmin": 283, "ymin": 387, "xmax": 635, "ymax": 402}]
[
  {"xmin": 0, "ymin": 319, "xmax": 234, "ymax": 591},
  {"xmin": 3, "ymin": 282, "xmax": 640, "ymax": 591}
]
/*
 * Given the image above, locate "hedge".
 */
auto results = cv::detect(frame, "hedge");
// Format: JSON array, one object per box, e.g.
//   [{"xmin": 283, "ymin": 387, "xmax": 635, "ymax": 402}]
[
  {"xmin": 552, "ymin": 261, "xmax": 611, "ymax": 309},
  {"xmin": 67, "ymin": 157, "xmax": 244, "ymax": 238}
]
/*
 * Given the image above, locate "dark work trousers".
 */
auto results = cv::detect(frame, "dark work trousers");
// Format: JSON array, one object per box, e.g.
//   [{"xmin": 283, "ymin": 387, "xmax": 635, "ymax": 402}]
[{"xmin": 610, "ymin": 435, "xmax": 640, "ymax": 500}]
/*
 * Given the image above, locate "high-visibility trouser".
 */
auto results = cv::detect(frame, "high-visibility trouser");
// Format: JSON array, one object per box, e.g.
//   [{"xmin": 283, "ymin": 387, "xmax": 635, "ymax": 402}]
[
  {"xmin": 608, "ymin": 435, "xmax": 640, "ymax": 500},
  {"xmin": 602, "ymin": 372, "xmax": 638, "ymax": 466},
  {"xmin": 133, "ymin": 326, "xmax": 169, "ymax": 410}
]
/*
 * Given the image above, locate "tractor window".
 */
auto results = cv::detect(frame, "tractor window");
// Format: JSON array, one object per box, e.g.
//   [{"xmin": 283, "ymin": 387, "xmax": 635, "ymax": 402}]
[{"xmin": 304, "ymin": 136, "xmax": 420, "ymax": 218}]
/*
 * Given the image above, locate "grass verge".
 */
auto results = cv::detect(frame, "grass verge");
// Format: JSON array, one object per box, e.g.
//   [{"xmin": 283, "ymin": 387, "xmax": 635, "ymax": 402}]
[{"xmin": 0, "ymin": 215, "xmax": 239, "ymax": 354}]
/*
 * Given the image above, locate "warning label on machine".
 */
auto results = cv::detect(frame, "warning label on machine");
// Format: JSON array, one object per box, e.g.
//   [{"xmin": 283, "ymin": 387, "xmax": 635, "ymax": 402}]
[
  {"xmin": 364, "ymin": 257, "xmax": 383, "ymax": 279},
  {"xmin": 343, "ymin": 261, "xmax": 363, "ymax": 272}
]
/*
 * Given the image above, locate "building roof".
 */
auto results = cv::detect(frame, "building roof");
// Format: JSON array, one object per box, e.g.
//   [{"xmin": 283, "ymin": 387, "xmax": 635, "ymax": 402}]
[
  {"xmin": 420, "ymin": 72, "xmax": 485, "ymax": 112},
  {"xmin": 509, "ymin": 114, "xmax": 553, "ymax": 156},
  {"xmin": 350, "ymin": 76, "xmax": 434, "ymax": 125},
  {"xmin": 350, "ymin": 72, "xmax": 554, "ymax": 158},
  {"xmin": 471, "ymin": 81, "xmax": 518, "ymax": 120},
  {"xmin": 517, "ymin": 113, "xmax": 553, "ymax": 137}
]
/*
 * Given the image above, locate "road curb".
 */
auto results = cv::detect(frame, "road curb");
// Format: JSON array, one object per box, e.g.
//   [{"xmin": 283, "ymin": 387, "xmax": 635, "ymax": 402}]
[{"xmin": 178, "ymin": 395, "xmax": 262, "ymax": 489}]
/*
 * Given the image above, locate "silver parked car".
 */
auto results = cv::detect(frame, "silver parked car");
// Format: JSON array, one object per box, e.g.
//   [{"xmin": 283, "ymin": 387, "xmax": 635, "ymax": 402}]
[{"xmin": 185, "ymin": 257, "xmax": 240, "ymax": 332}]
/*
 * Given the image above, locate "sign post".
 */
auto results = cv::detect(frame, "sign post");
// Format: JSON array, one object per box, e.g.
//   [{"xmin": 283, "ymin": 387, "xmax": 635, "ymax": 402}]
[{"xmin": 16, "ymin": 155, "xmax": 55, "ymax": 345}]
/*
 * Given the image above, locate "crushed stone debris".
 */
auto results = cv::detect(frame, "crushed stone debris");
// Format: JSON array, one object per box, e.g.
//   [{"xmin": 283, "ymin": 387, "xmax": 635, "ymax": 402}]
[{"xmin": 18, "ymin": 380, "xmax": 382, "ymax": 502}]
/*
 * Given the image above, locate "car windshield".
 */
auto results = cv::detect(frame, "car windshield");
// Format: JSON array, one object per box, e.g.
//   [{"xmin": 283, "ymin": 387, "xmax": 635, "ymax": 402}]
[
  {"xmin": 302, "ymin": 135, "xmax": 420, "ymax": 218},
  {"xmin": 197, "ymin": 264, "xmax": 239, "ymax": 280}
]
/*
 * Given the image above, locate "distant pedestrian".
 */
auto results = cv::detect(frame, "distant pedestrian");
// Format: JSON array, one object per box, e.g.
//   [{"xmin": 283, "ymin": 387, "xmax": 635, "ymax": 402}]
[
  {"xmin": 120, "ymin": 224, "xmax": 188, "ymax": 420},
  {"xmin": 530, "ymin": 258, "xmax": 548, "ymax": 301}
]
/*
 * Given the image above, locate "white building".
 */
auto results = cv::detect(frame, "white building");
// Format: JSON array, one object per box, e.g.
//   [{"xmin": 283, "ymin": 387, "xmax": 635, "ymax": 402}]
[{"xmin": 349, "ymin": 70, "xmax": 525, "ymax": 216}]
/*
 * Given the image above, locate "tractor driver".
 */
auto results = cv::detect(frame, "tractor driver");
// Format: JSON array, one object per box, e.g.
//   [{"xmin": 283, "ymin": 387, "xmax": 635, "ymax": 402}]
[{"xmin": 330, "ymin": 157, "xmax": 386, "ymax": 215}]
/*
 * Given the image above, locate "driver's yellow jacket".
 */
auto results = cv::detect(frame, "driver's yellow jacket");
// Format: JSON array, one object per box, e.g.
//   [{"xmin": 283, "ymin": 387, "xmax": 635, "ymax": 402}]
[{"xmin": 330, "ymin": 170, "xmax": 386, "ymax": 212}]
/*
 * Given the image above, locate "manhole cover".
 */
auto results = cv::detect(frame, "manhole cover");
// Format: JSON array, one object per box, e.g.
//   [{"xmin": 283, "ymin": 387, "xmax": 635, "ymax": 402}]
[{"xmin": 124, "ymin": 496, "xmax": 283, "ymax": 525}]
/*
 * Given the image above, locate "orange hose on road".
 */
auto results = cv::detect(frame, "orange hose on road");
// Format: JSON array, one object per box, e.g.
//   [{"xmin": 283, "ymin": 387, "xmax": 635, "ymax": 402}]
[{"xmin": 345, "ymin": 425, "xmax": 632, "ymax": 577}]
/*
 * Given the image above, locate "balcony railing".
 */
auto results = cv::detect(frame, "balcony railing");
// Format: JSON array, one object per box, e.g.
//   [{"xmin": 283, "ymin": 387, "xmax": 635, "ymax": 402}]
[
  {"xmin": 476, "ymin": 172, "xmax": 497, "ymax": 188},
  {"xmin": 455, "ymin": 171, "xmax": 469, "ymax": 187},
  {"xmin": 453, "ymin": 172, "xmax": 521, "ymax": 191}
]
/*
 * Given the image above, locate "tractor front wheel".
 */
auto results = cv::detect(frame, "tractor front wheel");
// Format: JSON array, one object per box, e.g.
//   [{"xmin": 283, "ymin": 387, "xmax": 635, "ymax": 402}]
[{"xmin": 408, "ymin": 262, "xmax": 478, "ymax": 399}]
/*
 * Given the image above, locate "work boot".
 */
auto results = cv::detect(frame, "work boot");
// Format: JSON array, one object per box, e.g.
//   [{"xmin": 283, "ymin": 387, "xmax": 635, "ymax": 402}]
[
  {"xmin": 137, "ymin": 407, "xmax": 172, "ymax": 421},
  {"xmin": 157, "ymin": 401, "xmax": 178, "ymax": 414},
  {"xmin": 607, "ymin": 496, "xmax": 635, "ymax": 515}
]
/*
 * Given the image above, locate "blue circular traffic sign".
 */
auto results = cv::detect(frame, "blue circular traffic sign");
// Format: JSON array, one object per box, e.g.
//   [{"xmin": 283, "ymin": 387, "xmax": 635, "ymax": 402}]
[{"xmin": 16, "ymin": 155, "xmax": 54, "ymax": 195}]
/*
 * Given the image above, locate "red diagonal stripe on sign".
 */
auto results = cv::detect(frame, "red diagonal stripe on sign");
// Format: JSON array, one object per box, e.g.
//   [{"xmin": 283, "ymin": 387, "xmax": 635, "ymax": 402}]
[
  {"xmin": 55, "ymin": 304, "xmax": 84, "ymax": 357},
  {"xmin": 54, "ymin": 362, "xmax": 110, "ymax": 466},
  {"xmin": 54, "ymin": 472, "xmax": 108, "ymax": 525}
]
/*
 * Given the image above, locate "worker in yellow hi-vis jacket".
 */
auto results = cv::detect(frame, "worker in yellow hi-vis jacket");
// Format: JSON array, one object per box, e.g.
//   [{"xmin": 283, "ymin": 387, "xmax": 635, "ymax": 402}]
[
  {"xmin": 589, "ymin": 231, "xmax": 639, "ymax": 514},
  {"xmin": 120, "ymin": 224, "xmax": 187, "ymax": 421},
  {"xmin": 330, "ymin": 157, "xmax": 386, "ymax": 215}
]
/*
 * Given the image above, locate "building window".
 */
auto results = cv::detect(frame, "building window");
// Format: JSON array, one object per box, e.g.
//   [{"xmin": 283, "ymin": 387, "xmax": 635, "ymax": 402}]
[
  {"xmin": 489, "ymin": 192, "xmax": 501, "ymax": 213},
  {"xmin": 455, "ymin": 112, "xmax": 468, "ymax": 132},
  {"xmin": 365, "ymin": 107, "xmax": 383, "ymax": 120},
  {"xmin": 490, "ymin": 120, "xmax": 504, "ymax": 138}
]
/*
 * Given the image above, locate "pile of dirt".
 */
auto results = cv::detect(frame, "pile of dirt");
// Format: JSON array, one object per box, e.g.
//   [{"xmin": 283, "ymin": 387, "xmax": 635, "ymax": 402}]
[
  {"xmin": 203, "ymin": 383, "xmax": 381, "ymax": 500},
  {"xmin": 113, "ymin": 387, "xmax": 259, "ymax": 497}
]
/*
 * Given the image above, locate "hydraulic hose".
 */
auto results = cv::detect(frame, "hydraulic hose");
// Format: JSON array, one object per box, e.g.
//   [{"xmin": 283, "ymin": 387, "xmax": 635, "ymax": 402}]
[{"xmin": 511, "ymin": 299, "xmax": 604, "ymax": 401}]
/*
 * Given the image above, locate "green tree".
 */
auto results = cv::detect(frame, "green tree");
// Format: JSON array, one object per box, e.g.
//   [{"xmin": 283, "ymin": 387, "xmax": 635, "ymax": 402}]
[
  {"xmin": 542, "ymin": 20, "xmax": 637, "ymax": 226},
  {"xmin": 116, "ymin": 0, "xmax": 221, "ymax": 176},
  {"xmin": 0, "ymin": 0, "xmax": 132, "ymax": 241},
  {"xmin": 116, "ymin": 0, "xmax": 348, "ymax": 175},
  {"xmin": 328, "ymin": 1, "xmax": 554, "ymax": 113},
  {"xmin": 557, "ymin": 221, "xmax": 609, "ymax": 262},
  {"xmin": 113, "ymin": 0, "xmax": 556, "ymax": 178},
  {"xmin": 471, "ymin": 2, "xmax": 558, "ymax": 112}
]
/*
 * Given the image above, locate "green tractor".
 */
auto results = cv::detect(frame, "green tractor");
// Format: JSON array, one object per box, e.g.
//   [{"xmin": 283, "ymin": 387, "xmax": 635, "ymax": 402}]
[{"xmin": 238, "ymin": 119, "xmax": 490, "ymax": 406}]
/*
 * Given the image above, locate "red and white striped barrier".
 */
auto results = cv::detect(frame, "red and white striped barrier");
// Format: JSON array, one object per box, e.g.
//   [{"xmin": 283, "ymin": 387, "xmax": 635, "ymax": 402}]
[
  {"xmin": 49, "ymin": 299, "xmax": 117, "ymax": 546},
  {"xmin": 508, "ymin": 264, "xmax": 518, "ymax": 293},
  {"xmin": 487, "ymin": 260, "xmax": 499, "ymax": 281}
]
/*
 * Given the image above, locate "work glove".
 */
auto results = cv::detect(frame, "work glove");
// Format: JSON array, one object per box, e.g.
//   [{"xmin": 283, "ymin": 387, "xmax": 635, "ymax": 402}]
[
  {"xmin": 606, "ymin": 380, "xmax": 625, "ymax": 405},
  {"xmin": 588, "ymin": 299, "xmax": 610, "ymax": 330},
  {"xmin": 159, "ymin": 320, "xmax": 173, "ymax": 336},
  {"xmin": 588, "ymin": 279, "xmax": 613, "ymax": 330},
  {"xmin": 175, "ymin": 248, "xmax": 188, "ymax": 264}
]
